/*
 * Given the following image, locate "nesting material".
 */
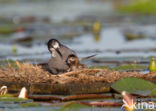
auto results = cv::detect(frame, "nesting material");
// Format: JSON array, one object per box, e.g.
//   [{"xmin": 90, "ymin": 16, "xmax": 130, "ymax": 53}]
[{"xmin": 0, "ymin": 62, "xmax": 156, "ymax": 95}]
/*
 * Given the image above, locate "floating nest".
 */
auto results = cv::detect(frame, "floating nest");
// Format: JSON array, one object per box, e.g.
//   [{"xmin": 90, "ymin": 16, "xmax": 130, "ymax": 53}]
[{"xmin": 0, "ymin": 62, "xmax": 156, "ymax": 95}]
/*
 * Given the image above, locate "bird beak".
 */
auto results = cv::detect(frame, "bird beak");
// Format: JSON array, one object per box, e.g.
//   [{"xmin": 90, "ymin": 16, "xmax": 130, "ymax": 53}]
[
  {"xmin": 56, "ymin": 48, "xmax": 62, "ymax": 58},
  {"xmin": 122, "ymin": 91, "xmax": 135, "ymax": 111}
]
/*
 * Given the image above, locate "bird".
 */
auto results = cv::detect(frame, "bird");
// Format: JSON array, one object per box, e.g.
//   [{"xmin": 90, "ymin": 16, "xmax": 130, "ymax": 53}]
[
  {"xmin": 47, "ymin": 39, "xmax": 96, "ymax": 74},
  {"xmin": 79, "ymin": 54, "xmax": 96, "ymax": 61},
  {"xmin": 47, "ymin": 39, "xmax": 78, "ymax": 74},
  {"xmin": 66, "ymin": 54, "xmax": 86, "ymax": 72},
  {"xmin": 47, "ymin": 39, "xmax": 77, "ymax": 60},
  {"xmin": 48, "ymin": 47, "xmax": 69, "ymax": 74}
]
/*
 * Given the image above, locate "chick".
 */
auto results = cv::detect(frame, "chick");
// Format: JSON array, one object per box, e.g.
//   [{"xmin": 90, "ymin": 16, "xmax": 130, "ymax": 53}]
[{"xmin": 66, "ymin": 54, "xmax": 86, "ymax": 72}]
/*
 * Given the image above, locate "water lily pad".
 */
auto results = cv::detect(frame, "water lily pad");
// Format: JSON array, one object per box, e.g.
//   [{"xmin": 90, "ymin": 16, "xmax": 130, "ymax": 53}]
[
  {"xmin": 89, "ymin": 66, "xmax": 109, "ymax": 69},
  {"xmin": 0, "ymin": 94, "xmax": 14, "ymax": 97},
  {"xmin": 0, "ymin": 97, "xmax": 30, "ymax": 102},
  {"xmin": 58, "ymin": 102, "xmax": 90, "ymax": 111},
  {"xmin": 111, "ymin": 77, "xmax": 156, "ymax": 96},
  {"xmin": 20, "ymin": 102, "xmax": 41, "ymax": 107},
  {"xmin": 0, "ymin": 25, "xmax": 14, "ymax": 34},
  {"xmin": 118, "ymin": 0, "xmax": 156, "ymax": 14},
  {"xmin": 149, "ymin": 88, "xmax": 156, "ymax": 96},
  {"xmin": 112, "ymin": 64, "xmax": 147, "ymax": 71}
]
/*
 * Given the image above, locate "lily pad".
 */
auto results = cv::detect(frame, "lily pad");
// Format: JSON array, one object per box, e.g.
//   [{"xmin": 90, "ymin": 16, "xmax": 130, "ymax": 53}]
[
  {"xmin": 0, "ymin": 97, "xmax": 30, "ymax": 102},
  {"xmin": 0, "ymin": 25, "xmax": 14, "ymax": 34},
  {"xmin": 112, "ymin": 64, "xmax": 147, "ymax": 71},
  {"xmin": 20, "ymin": 102, "xmax": 41, "ymax": 107},
  {"xmin": 149, "ymin": 88, "xmax": 156, "ymax": 96},
  {"xmin": 118, "ymin": 0, "xmax": 156, "ymax": 14},
  {"xmin": 89, "ymin": 66, "xmax": 109, "ymax": 69},
  {"xmin": 58, "ymin": 102, "xmax": 90, "ymax": 111},
  {"xmin": 111, "ymin": 77, "xmax": 156, "ymax": 96},
  {"xmin": 0, "ymin": 94, "xmax": 14, "ymax": 97}
]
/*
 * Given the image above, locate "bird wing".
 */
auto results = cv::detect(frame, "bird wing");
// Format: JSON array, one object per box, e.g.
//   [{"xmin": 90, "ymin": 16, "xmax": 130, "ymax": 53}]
[{"xmin": 79, "ymin": 54, "xmax": 97, "ymax": 61}]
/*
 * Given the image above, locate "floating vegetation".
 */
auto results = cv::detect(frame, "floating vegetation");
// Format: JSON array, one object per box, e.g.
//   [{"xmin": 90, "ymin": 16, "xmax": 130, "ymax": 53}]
[
  {"xmin": 92, "ymin": 21, "xmax": 101, "ymax": 42},
  {"xmin": 0, "ymin": 94, "xmax": 14, "ymax": 98},
  {"xmin": 12, "ymin": 44, "xmax": 17, "ymax": 54},
  {"xmin": 0, "ymin": 25, "xmax": 15, "ymax": 34},
  {"xmin": 0, "ymin": 97, "xmax": 28, "ymax": 102},
  {"xmin": 111, "ymin": 77, "xmax": 156, "ymax": 96},
  {"xmin": 118, "ymin": 0, "xmax": 156, "ymax": 14},
  {"xmin": 0, "ymin": 62, "xmax": 156, "ymax": 95},
  {"xmin": 89, "ymin": 66, "xmax": 109, "ymax": 69},
  {"xmin": 123, "ymin": 33, "xmax": 145, "ymax": 41},
  {"xmin": 58, "ymin": 102, "xmax": 90, "ymax": 111},
  {"xmin": 149, "ymin": 58, "xmax": 156, "ymax": 72},
  {"xmin": 90, "ymin": 64, "xmax": 147, "ymax": 71},
  {"xmin": 112, "ymin": 64, "xmax": 148, "ymax": 71},
  {"xmin": 20, "ymin": 102, "xmax": 40, "ymax": 107}
]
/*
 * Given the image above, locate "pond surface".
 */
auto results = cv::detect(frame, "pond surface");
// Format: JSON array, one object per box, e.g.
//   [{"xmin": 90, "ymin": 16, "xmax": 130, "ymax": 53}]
[
  {"xmin": 0, "ymin": 0, "xmax": 156, "ymax": 111},
  {"xmin": 0, "ymin": 1, "xmax": 155, "ymax": 62}
]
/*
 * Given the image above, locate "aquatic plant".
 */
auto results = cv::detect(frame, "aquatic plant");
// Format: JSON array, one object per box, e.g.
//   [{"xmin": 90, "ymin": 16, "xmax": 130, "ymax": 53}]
[
  {"xmin": 118, "ymin": 0, "xmax": 156, "ymax": 14},
  {"xmin": 111, "ymin": 77, "xmax": 156, "ymax": 96},
  {"xmin": 149, "ymin": 58, "xmax": 156, "ymax": 72},
  {"xmin": 20, "ymin": 102, "xmax": 40, "ymax": 107},
  {"xmin": 113, "ymin": 64, "xmax": 147, "ymax": 71}
]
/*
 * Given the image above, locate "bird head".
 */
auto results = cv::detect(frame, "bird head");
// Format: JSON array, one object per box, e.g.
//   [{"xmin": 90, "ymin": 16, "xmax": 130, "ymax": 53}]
[
  {"xmin": 47, "ymin": 39, "xmax": 62, "ymax": 57},
  {"xmin": 47, "ymin": 39, "xmax": 60, "ymax": 53},
  {"xmin": 66, "ymin": 54, "xmax": 78, "ymax": 66}
]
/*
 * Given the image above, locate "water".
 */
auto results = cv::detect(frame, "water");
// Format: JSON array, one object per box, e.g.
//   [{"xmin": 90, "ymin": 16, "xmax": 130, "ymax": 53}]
[
  {"xmin": 0, "ymin": 26, "xmax": 155, "ymax": 67},
  {"xmin": 0, "ymin": 0, "xmax": 113, "ymax": 22},
  {"xmin": 0, "ymin": 1, "xmax": 155, "ymax": 63},
  {"xmin": 0, "ymin": 0, "xmax": 156, "ymax": 110}
]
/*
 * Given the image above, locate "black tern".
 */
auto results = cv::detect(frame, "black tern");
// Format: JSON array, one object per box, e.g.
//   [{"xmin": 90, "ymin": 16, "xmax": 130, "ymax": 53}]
[
  {"xmin": 47, "ymin": 39, "xmax": 78, "ymax": 74},
  {"xmin": 47, "ymin": 39, "xmax": 77, "ymax": 60},
  {"xmin": 47, "ymin": 39, "xmax": 96, "ymax": 74},
  {"xmin": 48, "ymin": 47, "xmax": 69, "ymax": 74}
]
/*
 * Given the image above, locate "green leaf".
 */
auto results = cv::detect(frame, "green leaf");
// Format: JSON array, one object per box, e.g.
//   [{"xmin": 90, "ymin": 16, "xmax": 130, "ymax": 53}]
[
  {"xmin": 112, "ymin": 64, "xmax": 147, "ymax": 71},
  {"xmin": 0, "ymin": 94, "xmax": 14, "ymax": 97},
  {"xmin": 0, "ymin": 97, "xmax": 30, "ymax": 102},
  {"xmin": 111, "ymin": 77, "xmax": 156, "ymax": 96},
  {"xmin": 20, "ymin": 102, "xmax": 40, "ymax": 107},
  {"xmin": 118, "ymin": 0, "xmax": 156, "ymax": 14},
  {"xmin": 149, "ymin": 88, "xmax": 156, "ymax": 96},
  {"xmin": 57, "ymin": 102, "xmax": 90, "ymax": 111}
]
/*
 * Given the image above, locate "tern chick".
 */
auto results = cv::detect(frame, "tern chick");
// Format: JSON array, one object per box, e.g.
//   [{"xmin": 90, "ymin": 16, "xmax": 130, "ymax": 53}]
[{"xmin": 66, "ymin": 54, "xmax": 86, "ymax": 72}]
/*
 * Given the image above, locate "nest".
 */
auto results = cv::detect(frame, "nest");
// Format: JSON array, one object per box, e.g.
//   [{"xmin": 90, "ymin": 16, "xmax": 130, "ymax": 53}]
[{"xmin": 0, "ymin": 61, "xmax": 155, "ymax": 95}]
